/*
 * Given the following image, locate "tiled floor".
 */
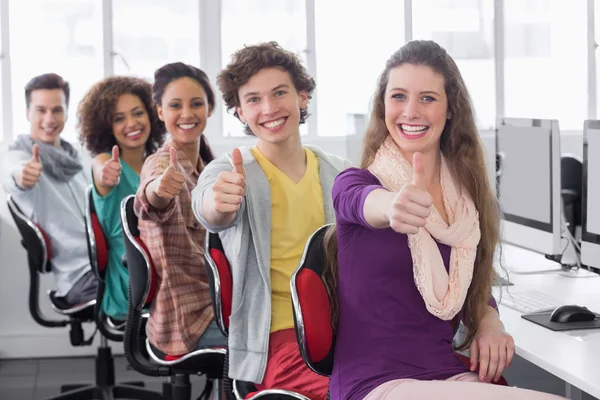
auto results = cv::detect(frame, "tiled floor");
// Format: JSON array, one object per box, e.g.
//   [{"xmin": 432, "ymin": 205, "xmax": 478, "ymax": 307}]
[
  {"xmin": 0, "ymin": 354, "xmax": 207, "ymax": 400},
  {"xmin": 0, "ymin": 353, "xmax": 597, "ymax": 399}
]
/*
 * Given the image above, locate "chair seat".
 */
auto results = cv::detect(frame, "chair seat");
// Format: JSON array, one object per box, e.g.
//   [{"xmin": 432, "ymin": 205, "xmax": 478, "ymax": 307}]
[
  {"xmin": 235, "ymin": 380, "xmax": 310, "ymax": 400},
  {"xmin": 146, "ymin": 339, "xmax": 225, "ymax": 374},
  {"xmin": 456, "ymin": 353, "xmax": 508, "ymax": 386},
  {"xmin": 48, "ymin": 290, "xmax": 95, "ymax": 319}
]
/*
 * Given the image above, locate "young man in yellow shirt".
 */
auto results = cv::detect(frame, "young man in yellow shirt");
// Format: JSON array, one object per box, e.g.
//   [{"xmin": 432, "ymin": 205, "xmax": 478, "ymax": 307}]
[{"xmin": 192, "ymin": 42, "xmax": 350, "ymax": 399}]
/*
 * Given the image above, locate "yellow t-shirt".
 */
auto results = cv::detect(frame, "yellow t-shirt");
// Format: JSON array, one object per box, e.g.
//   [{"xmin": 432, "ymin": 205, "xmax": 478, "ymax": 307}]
[{"xmin": 250, "ymin": 147, "xmax": 326, "ymax": 333}]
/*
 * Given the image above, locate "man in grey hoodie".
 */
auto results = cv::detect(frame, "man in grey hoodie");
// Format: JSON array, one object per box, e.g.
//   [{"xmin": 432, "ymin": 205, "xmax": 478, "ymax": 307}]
[
  {"xmin": 2, "ymin": 73, "xmax": 97, "ymax": 307},
  {"xmin": 192, "ymin": 42, "xmax": 351, "ymax": 399}
]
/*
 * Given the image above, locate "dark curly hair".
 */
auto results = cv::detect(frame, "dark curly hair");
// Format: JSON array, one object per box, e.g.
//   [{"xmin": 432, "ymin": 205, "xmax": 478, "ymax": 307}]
[
  {"xmin": 77, "ymin": 76, "xmax": 165, "ymax": 156},
  {"xmin": 153, "ymin": 62, "xmax": 216, "ymax": 165},
  {"xmin": 217, "ymin": 41, "xmax": 316, "ymax": 136}
]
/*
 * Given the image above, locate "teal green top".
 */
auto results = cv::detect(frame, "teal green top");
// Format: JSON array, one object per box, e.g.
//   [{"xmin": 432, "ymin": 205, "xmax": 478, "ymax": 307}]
[{"xmin": 92, "ymin": 157, "xmax": 140, "ymax": 320}]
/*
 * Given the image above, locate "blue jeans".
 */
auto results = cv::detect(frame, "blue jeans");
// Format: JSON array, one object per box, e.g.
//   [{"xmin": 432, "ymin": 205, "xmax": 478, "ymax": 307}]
[{"xmin": 193, "ymin": 320, "xmax": 227, "ymax": 349}]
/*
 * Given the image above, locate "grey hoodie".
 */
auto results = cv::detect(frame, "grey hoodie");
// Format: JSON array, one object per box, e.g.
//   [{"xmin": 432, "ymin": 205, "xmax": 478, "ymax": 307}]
[
  {"xmin": 2, "ymin": 136, "xmax": 92, "ymax": 296},
  {"xmin": 192, "ymin": 145, "xmax": 351, "ymax": 383}
]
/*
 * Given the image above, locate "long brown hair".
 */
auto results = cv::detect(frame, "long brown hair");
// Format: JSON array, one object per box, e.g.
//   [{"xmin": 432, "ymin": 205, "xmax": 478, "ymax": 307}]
[{"xmin": 324, "ymin": 40, "xmax": 500, "ymax": 350}]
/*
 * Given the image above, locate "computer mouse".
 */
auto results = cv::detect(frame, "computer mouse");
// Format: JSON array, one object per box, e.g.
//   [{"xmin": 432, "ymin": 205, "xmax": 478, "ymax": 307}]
[{"xmin": 550, "ymin": 305, "xmax": 596, "ymax": 323}]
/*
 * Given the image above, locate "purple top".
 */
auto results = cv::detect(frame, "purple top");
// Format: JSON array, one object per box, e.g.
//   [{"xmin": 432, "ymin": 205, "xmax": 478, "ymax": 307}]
[{"xmin": 329, "ymin": 168, "xmax": 491, "ymax": 400}]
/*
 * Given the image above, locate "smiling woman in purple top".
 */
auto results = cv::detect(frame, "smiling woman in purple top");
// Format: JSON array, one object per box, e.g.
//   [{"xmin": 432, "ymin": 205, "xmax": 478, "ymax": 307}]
[{"xmin": 324, "ymin": 40, "xmax": 565, "ymax": 400}]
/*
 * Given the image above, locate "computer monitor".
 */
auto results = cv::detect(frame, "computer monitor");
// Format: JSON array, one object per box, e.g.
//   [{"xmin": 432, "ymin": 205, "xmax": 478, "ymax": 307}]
[
  {"xmin": 581, "ymin": 120, "xmax": 600, "ymax": 269},
  {"xmin": 496, "ymin": 118, "xmax": 562, "ymax": 257}
]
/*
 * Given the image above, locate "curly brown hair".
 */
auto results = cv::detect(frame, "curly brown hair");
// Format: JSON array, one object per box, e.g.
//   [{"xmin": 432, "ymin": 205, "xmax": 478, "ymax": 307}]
[
  {"xmin": 77, "ymin": 76, "xmax": 165, "ymax": 156},
  {"xmin": 217, "ymin": 41, "xmax": 316, "ymax": 136}
]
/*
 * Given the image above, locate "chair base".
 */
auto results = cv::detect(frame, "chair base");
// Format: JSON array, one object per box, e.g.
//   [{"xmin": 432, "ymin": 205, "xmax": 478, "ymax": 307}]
[
  {"xmin": 61, "ymin": 381, "xmax": 145, "ymax": 393},
  {"xmin": 46, "ymin": 384, "xmax": 165, "ymax": 400},
  {"xmin": 45, "ymin": 344, "xmax": 167, "ymax": 399}
]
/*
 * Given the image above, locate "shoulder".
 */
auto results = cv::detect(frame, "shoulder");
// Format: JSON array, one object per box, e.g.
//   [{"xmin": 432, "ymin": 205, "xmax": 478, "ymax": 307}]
[
  {"xmin": 203, "ymin": 147, "xmax": 257, "ymax": 174},
  {"xmin": 93, "ymin": 152, "xmax": 111, "ymax": 165},
  {"xmin": 306, "ymin": 145, "xmax": 353, "ymax": 172},
  {"xmin": 141, "ymin": 147, "xmax": 170, "ymax": 177},
  {"xmin": 335, "ymin": 167, "xmax": 380, "ymax": 186}
]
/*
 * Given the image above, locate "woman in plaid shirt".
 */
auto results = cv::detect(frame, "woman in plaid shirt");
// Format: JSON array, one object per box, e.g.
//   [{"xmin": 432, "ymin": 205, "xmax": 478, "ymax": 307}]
[{"xmin": 134, "ymin": 62, "xmax": 226, "ymax": 356}]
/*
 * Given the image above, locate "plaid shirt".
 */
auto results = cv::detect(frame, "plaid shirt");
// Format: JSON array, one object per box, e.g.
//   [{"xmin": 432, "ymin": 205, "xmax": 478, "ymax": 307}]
[{"xmin": 134, "ymin": 139, "xmax": 213, "ymax": 355}]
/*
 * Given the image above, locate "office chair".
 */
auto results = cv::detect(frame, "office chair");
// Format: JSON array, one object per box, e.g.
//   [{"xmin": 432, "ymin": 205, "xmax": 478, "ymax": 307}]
[
  {"xmin": 84, "ymin": 185, "xmax": 126, "ymax": 341},
  {"xmin": 84, "ymin": 185, "xmax": 169, "ymax": 399},
  {"xmin": 121, "ymin": 195, "xmax": 225, "ymax": 400},
  {"xmin": 204, "ymin": 233, "xmax": 310, "ymax": 400},
  {"xmin": 561, "ymin": 155, "xmax": 583, "ymax": 238},
  {"xmin": 8, "ymin": 195, "xmax": 161, "ymax": 399},
  {"xmin": 495, "ymin": 151, "xmax": 504, "ymax": 198},
  {"xmin": 290, "ymin": 224, "xmax": 509, "ymax": 390}
]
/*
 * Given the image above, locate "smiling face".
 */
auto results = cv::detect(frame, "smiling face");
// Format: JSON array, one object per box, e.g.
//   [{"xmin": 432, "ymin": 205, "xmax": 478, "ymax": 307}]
[
  {"xmin": 384, "ymin": 63, "xmax": 451, "ymax": 159},
  {"xmin": 111, "ymin": 93, "xmax": 151, "ymax": 152},
  {"xmin": 235, "ymin": 67, "xmax": 307, "ymax": 146},
  {"xmin": 27, "ymin": 89, "xmax": 67, "ymax": 146},
  {"xmin": 156, "ymin": 77, "xmax": 212, "ymax": 145}
]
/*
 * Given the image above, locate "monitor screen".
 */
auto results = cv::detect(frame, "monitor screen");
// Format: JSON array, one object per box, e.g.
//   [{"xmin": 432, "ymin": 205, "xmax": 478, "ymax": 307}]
[
  {"xmin": 498, "ymin": 124, "xmax": 553, "ymax": 232},
  {"xmin": 585, "ymin": 130, "xmax": 600, "ymax": 235}
]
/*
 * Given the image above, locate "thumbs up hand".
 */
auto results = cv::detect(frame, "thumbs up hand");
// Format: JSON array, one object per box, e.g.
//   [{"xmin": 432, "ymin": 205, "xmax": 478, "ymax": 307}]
[
  {"xmin": 154, "ymin": 147, "xmax": 186, "ymax": 200},
  {"xmin": 387, "ymin": 152, "xmax": 433, "ymax": 235},
  {"xmin": 100, "ymin": 145, "xmax": 122, "ymax": 188},
  {"xmin": 17, "ymin": 144, "xmax": 43, "ymax": 189},
  {"xmin": 212, "ymin": 148, "xmax": 246, "ymax": 215}
]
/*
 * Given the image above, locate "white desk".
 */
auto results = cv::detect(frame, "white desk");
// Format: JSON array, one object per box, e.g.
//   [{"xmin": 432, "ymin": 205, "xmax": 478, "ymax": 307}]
[{"xmin": 496, "ymin": 245, "xmax": 600, "ymax": 399}]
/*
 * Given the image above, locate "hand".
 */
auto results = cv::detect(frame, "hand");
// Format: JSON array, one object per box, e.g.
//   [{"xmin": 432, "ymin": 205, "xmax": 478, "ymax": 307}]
[
  {"xmin": 469, "ymin": 312, "xmax": 515, "ymax": 383},
  {"xmin": 212, "ymin": 148, "xmax": 246, "ymax": 215},
  {"xmin": 387, "ymin": 152, "xmax": 433, "ymax": 234},
  {"xmin": 100, "ymin": 145, "xmax": 122, "ymax": 188},
  {"xmin": 17, "ymin": 144, "xmax": 43, "ymax": 189},
  {"xmin": 154, "ymin": 147, "xmax": 185, "ymax": 200}
]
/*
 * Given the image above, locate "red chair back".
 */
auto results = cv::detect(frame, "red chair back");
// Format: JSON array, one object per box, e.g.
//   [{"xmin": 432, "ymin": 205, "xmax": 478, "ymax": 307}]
[
  {"xmin": 84, "ymin": 186, "xmax": 109, "ymax": 280},
  {"xmin": 7, "ymin": 195, "xmax": 52, "ymax": 273},
  {"xmin": 121, "ymin": 196, "xmax": 158, "ymax": 309},
  {"xmin": 204, "ymin": 232, "xmax": 233, "ymax": 336},
  {"xmin": 291, "ymin": 224, "xmax": 335, "ymax": 376}
]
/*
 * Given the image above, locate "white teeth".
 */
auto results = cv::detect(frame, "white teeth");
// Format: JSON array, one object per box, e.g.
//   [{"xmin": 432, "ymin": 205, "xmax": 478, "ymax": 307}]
[
  {"xmin": 263, "ymin": 118, "xmax": 285, "ymax": 129},
  {"xmin": 178, "ymin": 123, "xmax": 196, "ymax": 130},
  {"xmin": 125, "ymin": 130, "xmax": 141, "ymax": 137},
  {"xmin": 401, "ymin": 124, "xmax": 428, "ymax": 135}
]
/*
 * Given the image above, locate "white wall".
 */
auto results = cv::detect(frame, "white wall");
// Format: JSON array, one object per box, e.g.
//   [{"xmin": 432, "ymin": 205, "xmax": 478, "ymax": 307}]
[{"xmin": 0, "ymin": 130, "xmax": 584, "ymax": 359}]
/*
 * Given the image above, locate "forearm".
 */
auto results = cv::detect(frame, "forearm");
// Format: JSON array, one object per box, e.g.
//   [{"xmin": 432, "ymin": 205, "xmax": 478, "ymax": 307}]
[
  {"xmin": 92, "ymin": 163, "xmax": 112, "ymax": 197},
  {"xmin": 201, "ymin": 186, "xmax": 237, "ymax": 228},
  {"xmin": 145, "ymin": 179, "xmax": 172, "ymax": 211},
  {"xmin": 363, "ymin": 188, "xmax": 396, "ymax": 228}
]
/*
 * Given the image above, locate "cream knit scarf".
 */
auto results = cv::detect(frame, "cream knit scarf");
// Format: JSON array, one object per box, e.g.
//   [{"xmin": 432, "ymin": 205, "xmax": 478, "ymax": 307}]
[{"xmin": 368, "ymin": 136, "xmax": 481, "ymax": 320}]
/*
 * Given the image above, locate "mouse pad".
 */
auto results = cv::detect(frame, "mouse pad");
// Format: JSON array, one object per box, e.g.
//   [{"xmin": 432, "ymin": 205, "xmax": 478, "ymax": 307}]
[{"xmin": 522, "ymin": 312, "xmax": 600, "ymax": 331}]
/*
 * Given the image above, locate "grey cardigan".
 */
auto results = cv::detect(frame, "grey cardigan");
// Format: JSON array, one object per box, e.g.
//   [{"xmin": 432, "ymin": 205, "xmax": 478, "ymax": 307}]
[
  {"xmin": 1, "ymin": 147, "xmax": 92, "ymax": 296},
  {"xmin": 192, "ymin": 145, "xmax": 351, "ymax": 383}
]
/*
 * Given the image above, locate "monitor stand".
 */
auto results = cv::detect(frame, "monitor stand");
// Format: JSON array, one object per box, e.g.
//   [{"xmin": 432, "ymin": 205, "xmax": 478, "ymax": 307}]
[{"xmin": 556, "ymin": 225, "xmax": 598, "ymax": 277}]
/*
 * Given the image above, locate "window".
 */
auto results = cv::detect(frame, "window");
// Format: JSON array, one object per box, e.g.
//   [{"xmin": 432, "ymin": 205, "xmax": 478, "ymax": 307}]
[
  {"xmin": 9, "ymin": 0, "xmax": 103, "ymax": 143},
  {"xmin": 413, "ymin": 0, "xmax": 495, "ymax": 129},
  {"xmin": 220, "ymin": 0, "xmax": 307, "ymax": 137},
  {"xmin": 595, "ymin": 2, "xmax": 600, "ymax": 118},
  {"xmin": 315, "ymin": 1, "xmax": 405, "ymax": 136},
  {"xmin": 113, "ymin": 0, "xmax": 200, "ymax": 82},
  {"xmin": 504, "ymin": 0, "xmax": 587, "ymax": 130}
]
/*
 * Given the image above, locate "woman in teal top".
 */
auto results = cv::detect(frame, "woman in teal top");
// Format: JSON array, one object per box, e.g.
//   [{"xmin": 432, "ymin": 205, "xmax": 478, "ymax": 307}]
[{"xmin": 78, "ymin": 76, "xmax": 165, "ymax": 320}]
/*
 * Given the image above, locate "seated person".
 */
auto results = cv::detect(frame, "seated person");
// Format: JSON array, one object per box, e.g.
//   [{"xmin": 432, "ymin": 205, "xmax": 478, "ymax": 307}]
[
  {"xmin": 326, "ymin": 40, "xmax": 565, "ymax": 400},
  {"xmin": 192, "ymin": 42, "xmax": 351, "ymax": 399},
  {"xmin": 78, "ymin": 76, "xmax": 165, "ymax": 321},
  {"xmin": 134, "ymin": 62, "xmax": 226, "ymax": 356},
  {"xmin": 1, "ymin": 73, "xmax": 97, "ymax": 306}
]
